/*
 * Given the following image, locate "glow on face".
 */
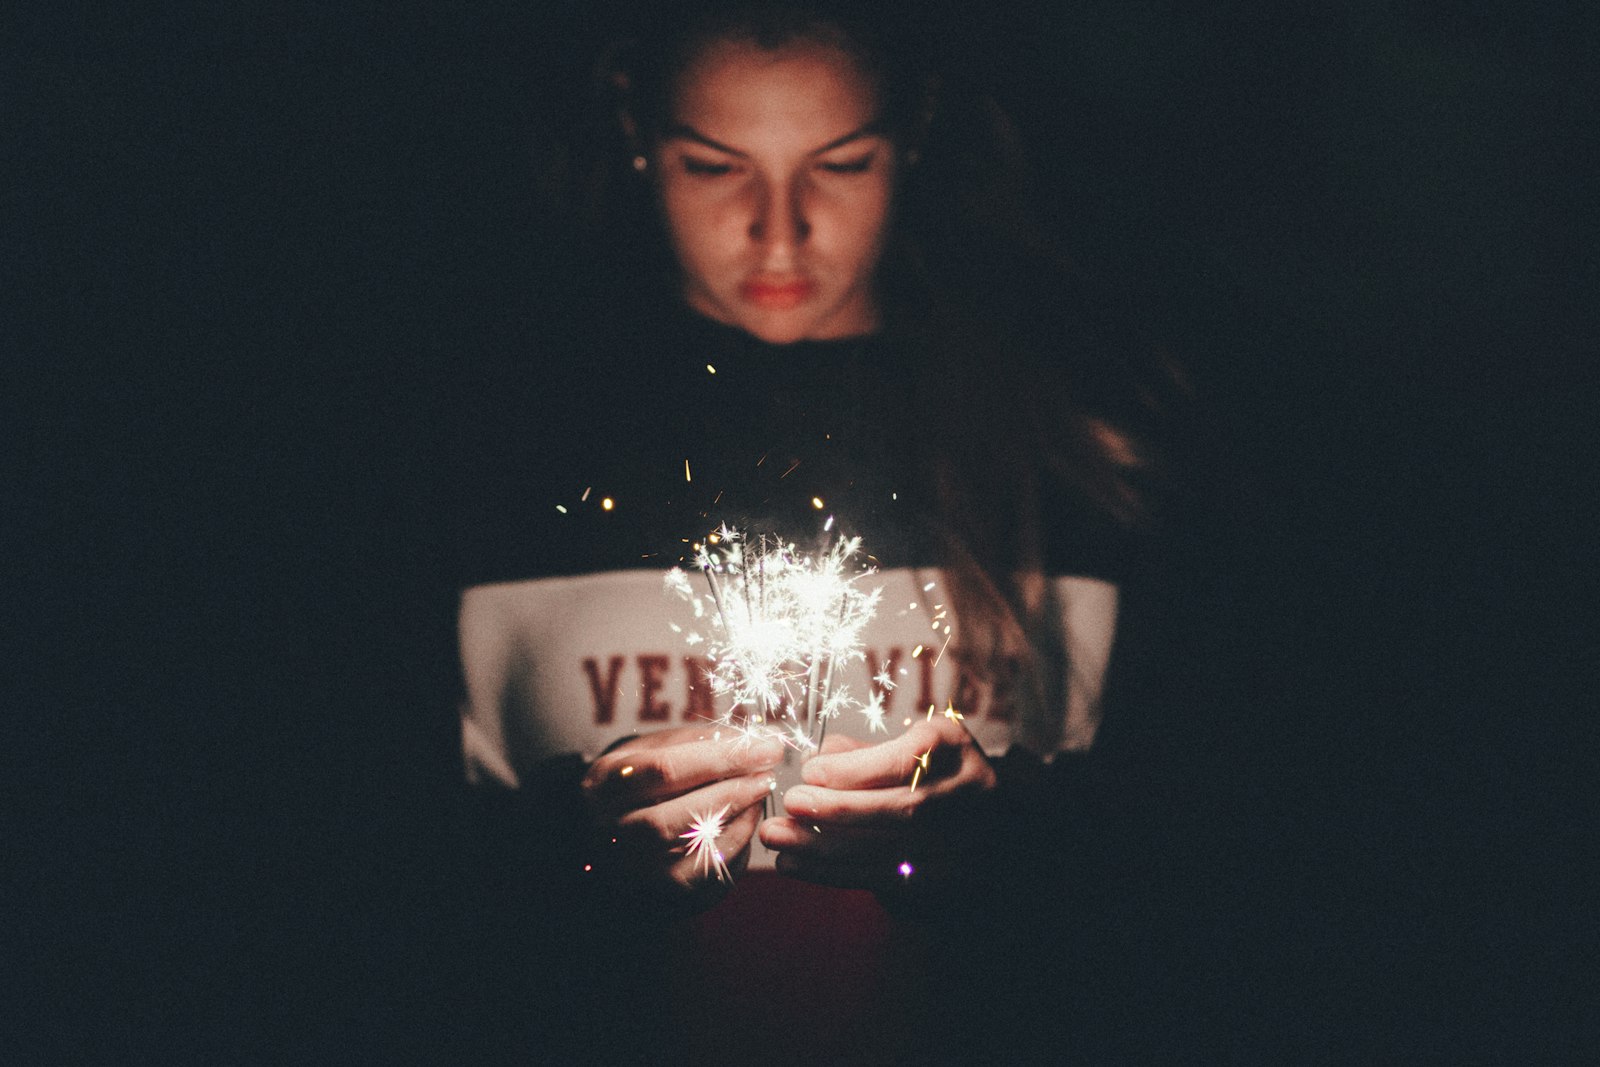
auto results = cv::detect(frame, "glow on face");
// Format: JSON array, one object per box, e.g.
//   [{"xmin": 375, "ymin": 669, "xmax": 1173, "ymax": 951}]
[{"xmin": 655, "ymin": 37, "xmax": 896, "ymax": 344}]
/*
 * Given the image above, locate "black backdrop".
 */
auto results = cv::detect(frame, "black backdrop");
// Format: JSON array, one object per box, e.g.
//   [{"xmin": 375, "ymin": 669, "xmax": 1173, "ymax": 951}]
[{"xmin": 11, "ymin": 2, "xmax": 1590, "ymax": 1060}]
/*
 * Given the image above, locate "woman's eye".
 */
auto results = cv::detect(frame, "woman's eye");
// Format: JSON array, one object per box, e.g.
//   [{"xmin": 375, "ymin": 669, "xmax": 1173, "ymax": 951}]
[
  {"xmin": 819, "ymin": 154, "xmax": 876, "ymax": 175},
  {"xmin": 682, "ymin": 157, "xmax": 735, "ymax": 177}
]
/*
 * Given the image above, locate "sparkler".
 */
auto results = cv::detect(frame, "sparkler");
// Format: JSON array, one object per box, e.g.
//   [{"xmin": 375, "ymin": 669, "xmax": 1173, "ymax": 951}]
[{"xmin": 665, "ymin": 524, "xmax": 885, "ymax": 755}]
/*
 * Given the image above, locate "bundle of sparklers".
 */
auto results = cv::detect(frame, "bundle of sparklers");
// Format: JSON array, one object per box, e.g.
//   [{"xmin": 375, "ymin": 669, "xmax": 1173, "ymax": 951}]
[{"xmin": 665, "ymin": 523, "xmax": 888, "ymax": 755}]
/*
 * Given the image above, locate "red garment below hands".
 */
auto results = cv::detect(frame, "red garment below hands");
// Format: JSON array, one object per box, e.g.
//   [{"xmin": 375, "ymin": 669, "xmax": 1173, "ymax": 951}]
[{"xmin": 670, "ymin": 871, "xmax": 931, "ymax": 1064}]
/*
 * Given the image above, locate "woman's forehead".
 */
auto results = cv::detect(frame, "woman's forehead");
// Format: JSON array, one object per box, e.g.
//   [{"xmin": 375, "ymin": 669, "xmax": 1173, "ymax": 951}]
[{"xmin": 670, "ymin": 37, "xmax": 883, "ymax": 143}]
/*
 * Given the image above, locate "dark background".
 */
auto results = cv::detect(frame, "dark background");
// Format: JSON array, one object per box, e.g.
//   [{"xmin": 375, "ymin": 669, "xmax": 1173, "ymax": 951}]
[{"xmin": 11, "ymin": 1, "xmax": 1590, "ymax": 1060}]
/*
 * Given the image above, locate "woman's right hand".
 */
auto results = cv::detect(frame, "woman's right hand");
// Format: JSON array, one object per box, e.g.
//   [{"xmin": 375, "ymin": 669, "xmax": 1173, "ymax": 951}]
[{"xmin": 580, "ymin": 727, "xmax": 784, "ymax": 910}]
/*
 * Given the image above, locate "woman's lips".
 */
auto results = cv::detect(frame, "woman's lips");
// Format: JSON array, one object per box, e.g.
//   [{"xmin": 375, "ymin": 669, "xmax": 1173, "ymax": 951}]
[{"xmin": 740, "ymin": 277, "xmax": 815, "ymax": 310}]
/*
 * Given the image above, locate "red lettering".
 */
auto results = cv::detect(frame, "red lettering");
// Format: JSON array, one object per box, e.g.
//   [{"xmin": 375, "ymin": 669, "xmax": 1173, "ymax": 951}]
[
  {"xmin": 953, "ymin": 659, "xmax": 983, "ymax": 720},
  {"xmin": 986, "ymin": 657, "xmax": 1019, "ymax": 721},
  {"xmin": 582, "ymin": 656, "xmax": 625, "ymax": 726},
  {"xmin": 637, "ymin": 654, "xmax": 672, "ymax": 722},
  {"xmin": 865, "ymin": 648, "xmax": 903, "ymax": 711},
  {"xmin": 683, "ymin": 656, "xmax": 717, "ymax": 722}
]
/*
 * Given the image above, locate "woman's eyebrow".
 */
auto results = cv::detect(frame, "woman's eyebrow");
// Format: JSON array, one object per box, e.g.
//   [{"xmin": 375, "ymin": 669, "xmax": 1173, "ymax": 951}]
[
  {"xmin": 666, "ymin": 124, "xmax": 744, "ymax": 155},
  {"xmin": 664, "ymin": 120, "xmax": 887, "ymax": 157},
  {"xmin": 811, "ymin": 121, "xmax": 887, "ymax": 155}
]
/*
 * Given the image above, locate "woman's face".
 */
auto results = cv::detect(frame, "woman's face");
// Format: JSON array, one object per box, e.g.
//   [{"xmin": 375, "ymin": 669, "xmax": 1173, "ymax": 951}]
[{"xmin": 653, "ymin": 36, "xmax": 897, "ymax": 344}]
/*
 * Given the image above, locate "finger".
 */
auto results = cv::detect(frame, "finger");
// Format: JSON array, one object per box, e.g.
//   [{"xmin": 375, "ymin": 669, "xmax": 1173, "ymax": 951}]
[
  {"xmin": 801, "ymin": 720, "xmax": 947, "ymax": 790},
  {"xmin": 616, "ymin": 770, "xmax": 776, "ymax": 851},
  {"xmin": 662, "ymin": 788, "xmax": 770, "ymax": 891},
  {"xmin": 713, "ymin": 798, "xmax": 764, "ymax": 856},
  {"xmin": 721, "ymin": 805, "xmax": 763, "ymax": 876},
  {"xmin": 585, "ymin": 735, "xmax": 783, "ymax": 816},
  {"xmin": 758, "ymin": 815, "xmax": 893, "ymax": 860},
  {"xmin": 780, "ymin": 782, "xmax": 920, "ymax": 828},
  {"xmin": 666, "ymin": 800, "xmax": 763, "ymax": 878}
]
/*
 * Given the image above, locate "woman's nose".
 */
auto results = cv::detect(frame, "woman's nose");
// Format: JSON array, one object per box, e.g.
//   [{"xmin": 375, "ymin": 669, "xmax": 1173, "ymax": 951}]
[{"xmin": 748, "ymin": 179, "xmax": 811, "ymax": 255}]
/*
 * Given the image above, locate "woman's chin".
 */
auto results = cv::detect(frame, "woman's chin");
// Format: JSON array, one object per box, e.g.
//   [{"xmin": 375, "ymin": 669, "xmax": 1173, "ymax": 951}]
[{"xmin": 684, "ymin": 291, "xmax": 877, "ymax": 344}]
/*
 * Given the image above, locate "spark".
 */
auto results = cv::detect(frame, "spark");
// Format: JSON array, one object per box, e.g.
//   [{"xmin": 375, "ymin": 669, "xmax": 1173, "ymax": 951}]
[
  {"xmin": 860, "ymin": 690, "xmax": 889, "ymax": 734},
  {"xmin": 680, "ymin": 805, "xmax": 733, "ymax": 883},
  {"xmin": 555, "ymin": 504, "xmax": 567, "ymax": 514},
  {"xmin": 785, "ymin": 718, "xmax": 818, "ymax": 753},
  {"xmin": 581, "ymin": 487, "xmax": 592, "ymax": 501},
  {"xmin": 898, "ymin": 861, "xmax": 914, "ymax": 880},
  {"xmin": 909, "ymin": 749, "xmax": 932, "ymax": 792},
  {"xmin": 685, "ymin": 459, "xmax": 692, "ymax": 482},
  {"xmin": 602, "ymin": 497, "xmax": 615, "ymax": 511},
  {"xmin": 706, "ymin": 364, "xmax": 717, "ymax": 374}
]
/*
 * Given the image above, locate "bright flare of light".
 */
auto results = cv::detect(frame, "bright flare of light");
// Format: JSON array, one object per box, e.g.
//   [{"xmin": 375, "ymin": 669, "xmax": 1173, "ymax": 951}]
[
  {"xmin": 681, "ymin": 804, "xmax": 733, "ymax": 883},
  {"xmin": 665, "ymin": 525, "xmax": 883, "ymax": 753},
  {"xmin": 860, "ymin": 690, "xmax": 889, "ymax": 735}
]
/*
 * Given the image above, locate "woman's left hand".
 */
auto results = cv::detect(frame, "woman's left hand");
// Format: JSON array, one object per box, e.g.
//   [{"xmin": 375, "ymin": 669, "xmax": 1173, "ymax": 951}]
[{"xmin": 757, "ymin": 712, "xmax": 998, "ymax": 891}]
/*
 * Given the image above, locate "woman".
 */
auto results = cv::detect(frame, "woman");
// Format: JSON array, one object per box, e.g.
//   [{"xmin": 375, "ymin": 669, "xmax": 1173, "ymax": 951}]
[{"xmin": 451, "ymin": 3, "xmax": 1171, "ymax": 1060}]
